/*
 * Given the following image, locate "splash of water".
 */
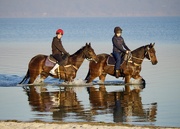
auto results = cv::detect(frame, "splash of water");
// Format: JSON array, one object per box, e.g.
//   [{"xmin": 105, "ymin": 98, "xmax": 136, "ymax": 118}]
[
  {"xmin": 61, "ymin": 79, "xmax": 93, "ymax": 86},
  {"xmin": 0, "ymin": 74, "xmax": 22, "ymax": 87}
]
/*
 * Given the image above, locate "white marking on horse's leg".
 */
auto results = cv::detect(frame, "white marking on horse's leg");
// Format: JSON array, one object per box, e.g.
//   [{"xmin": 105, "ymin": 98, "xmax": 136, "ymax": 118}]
[
  {"xmin": 130, "ymin": 77, "xmax": 143, "ymax": 84},
  {"xmin": 33, "ymin": 75, "xmax": 44, "ymax": 84}
]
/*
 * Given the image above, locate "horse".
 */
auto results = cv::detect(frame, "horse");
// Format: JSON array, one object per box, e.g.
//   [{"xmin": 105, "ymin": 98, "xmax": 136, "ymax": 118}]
[
  {"xmin": 19, "ymin": 43, "xmax": 97, "ymax": 84},
  {"xmin": 85, "ymin": 43, "xmax": 158, "ymax": 85}
]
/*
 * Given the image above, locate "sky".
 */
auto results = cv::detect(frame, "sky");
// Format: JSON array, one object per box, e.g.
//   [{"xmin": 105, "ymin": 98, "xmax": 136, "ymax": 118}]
[{"xmin": 0, "ymin": 0, "xmax": 180, "ymax": 18}]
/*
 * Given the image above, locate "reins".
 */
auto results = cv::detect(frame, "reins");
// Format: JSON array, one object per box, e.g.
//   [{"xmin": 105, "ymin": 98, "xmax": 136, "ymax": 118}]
[
  {"xmin": 126, "ymin": 45, "xmax": 151, "ymax": 66},
  {"xmin": 131, "ymin": 56, "xmax": 144, "ymax": 61}
]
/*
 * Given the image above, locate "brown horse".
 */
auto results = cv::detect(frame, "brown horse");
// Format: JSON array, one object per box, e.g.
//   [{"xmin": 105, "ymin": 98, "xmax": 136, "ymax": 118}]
[
  {"xmin": 19, "ymin": 43, "xmax": 97, "ymax": 84},
  {"xmin": 85, "ymin": 43, "xmax": 158, "ymax": 84}
]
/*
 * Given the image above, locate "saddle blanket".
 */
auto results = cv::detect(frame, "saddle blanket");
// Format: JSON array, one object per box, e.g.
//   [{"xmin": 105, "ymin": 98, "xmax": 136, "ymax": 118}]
[
  {"xmin": 106, "ymin": 54, "xmax": 116, "ymax": 66},
  {"xmin": 45, "ymin": 56, "xmax": 56, "ymax": 67}
]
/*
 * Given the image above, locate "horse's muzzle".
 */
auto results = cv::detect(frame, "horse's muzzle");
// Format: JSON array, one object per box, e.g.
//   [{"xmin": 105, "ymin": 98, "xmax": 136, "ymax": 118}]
[{"xmin": 152, "ymin": 60, "xmax": 158, "ymax": 65}]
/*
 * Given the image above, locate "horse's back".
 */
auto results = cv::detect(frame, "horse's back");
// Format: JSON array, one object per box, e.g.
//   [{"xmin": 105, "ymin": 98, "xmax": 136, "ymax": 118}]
[
  {"xmin": 29, "ymin": 54, "xmax": 47, "ymax": 67},
  {"xmin": 97, "ymin": 53, "xmax": 109, "ymax": 57},
  {"xmin": 97, "ymin": 53, "xmax": 109, "ymax": 61},
  {"xmin": 30, "ymin": 54, "xmax": 47, "ymax": 61}
]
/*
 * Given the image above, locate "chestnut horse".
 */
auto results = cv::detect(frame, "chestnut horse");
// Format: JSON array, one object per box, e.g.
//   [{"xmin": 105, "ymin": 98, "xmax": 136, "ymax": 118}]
[
  {"xmin": 85, "ymin": 43, "xmax": 158, "ymax": 84},
  {"xmin": 19, "ymin": 43, "xmax": 97, "ymax": 84}
]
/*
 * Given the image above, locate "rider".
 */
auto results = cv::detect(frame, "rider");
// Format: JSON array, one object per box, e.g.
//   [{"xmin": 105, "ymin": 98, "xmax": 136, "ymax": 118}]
[
  {"xmin": 112, "ymin": 26, "xmax": 131, "ymax": 78},
  {"xmin": 49, "ymin": 29, "xmax": 69, "ymax": 75}
]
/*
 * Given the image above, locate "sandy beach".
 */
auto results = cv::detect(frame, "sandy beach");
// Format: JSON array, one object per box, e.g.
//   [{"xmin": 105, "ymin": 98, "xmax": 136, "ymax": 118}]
[{"xmin": 0, "ymin": 121, "xmax": 178, "ymax": 129}]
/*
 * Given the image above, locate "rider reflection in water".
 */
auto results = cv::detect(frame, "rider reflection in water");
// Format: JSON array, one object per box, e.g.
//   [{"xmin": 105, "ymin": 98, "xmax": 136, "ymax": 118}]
[
  {"xmin": 112, "ymin": 26, "xmax": 131, "ymax": 78},
  {"xmin": 50, "ymin": 29, "xmax": 70, "ymax": 75}
]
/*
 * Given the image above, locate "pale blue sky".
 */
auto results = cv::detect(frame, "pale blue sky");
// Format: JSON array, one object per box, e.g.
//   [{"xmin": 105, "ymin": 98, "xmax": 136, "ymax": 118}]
[{"xmin": 0, "ymin": 0, "xmax": 180, "ymax": 18}]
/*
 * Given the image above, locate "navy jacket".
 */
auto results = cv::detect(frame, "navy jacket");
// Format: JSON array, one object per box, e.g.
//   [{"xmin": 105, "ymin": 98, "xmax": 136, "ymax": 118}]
[{"xmin": 112, "ymin": 35, "xmax": 130, "ymax": 53}]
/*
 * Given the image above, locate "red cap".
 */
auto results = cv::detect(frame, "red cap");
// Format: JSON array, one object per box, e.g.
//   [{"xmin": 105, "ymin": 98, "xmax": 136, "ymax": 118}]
[{"xmin": 56, "ymin": 29, "xmax": 64, "ymax": 35}]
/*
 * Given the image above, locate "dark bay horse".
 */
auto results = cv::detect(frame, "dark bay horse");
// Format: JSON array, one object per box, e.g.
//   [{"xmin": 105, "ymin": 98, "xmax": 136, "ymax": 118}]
[
  {"xmin": 19, "ymin": 43, "xmax": 97, "ymax": 84},
  {"xmin": 85, "ymin": 43, "xmax": 158, "ymax": 84}
]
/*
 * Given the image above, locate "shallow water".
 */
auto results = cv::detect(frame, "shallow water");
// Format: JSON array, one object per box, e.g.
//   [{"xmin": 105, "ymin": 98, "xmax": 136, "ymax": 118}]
[{"xmin": 0, "ymin": 17, "xmax": 180, "ymax": 127}]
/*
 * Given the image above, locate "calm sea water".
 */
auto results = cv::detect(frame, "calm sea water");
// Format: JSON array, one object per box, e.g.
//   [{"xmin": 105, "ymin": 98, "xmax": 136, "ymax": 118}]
[{"xmin": 0, "ymin": 17, "xmax": 180, "ymax": 127}]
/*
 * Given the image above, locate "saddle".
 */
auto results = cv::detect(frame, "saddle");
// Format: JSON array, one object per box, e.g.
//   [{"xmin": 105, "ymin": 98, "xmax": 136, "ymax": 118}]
[
  {"xmin": 106, "ymin": 53, "xmax": 131, "ymax": 66},
  {"xmin": 45, "ymin": 55, "xmax": 57, "ymax": 67},
  {"xmin": 45, "ymin": 54, "xmax": 69, "ymax": 67},
  {"xmin": 106, "ymin": 54, "xmax": 116, "ymax": 66}
]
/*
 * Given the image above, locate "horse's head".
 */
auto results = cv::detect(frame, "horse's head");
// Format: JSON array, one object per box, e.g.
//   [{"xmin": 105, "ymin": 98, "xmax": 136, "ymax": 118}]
[
  {"xmin": 144, "ymin": 43, "xmax": 158, "ymax": 65},
  {"xmin": 83, "ymin": 43, "xmax": 98, "ymax": 63}
]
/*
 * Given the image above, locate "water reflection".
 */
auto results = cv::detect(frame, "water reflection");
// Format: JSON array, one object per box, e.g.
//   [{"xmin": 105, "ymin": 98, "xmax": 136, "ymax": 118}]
[
  {"xmin": 87, "ymin": 85, "xmax": 157, "ymax": 123},
  {"xmin": 24, "ymin": 86, "xmax": 85, "ymax": 121},
  {"xmin": 23, "ymin": 84, "xmax": 157, "ymax": 124}
]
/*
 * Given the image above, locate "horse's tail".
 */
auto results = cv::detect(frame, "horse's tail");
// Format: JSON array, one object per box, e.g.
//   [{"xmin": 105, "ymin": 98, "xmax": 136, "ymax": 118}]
[
  {"xmin": 19, "ymin": 69, "xmax": 30, "ymax": 84},
  {"xmin": 84, "ymin": 69, "xmax": 90, "ymax": 81}
]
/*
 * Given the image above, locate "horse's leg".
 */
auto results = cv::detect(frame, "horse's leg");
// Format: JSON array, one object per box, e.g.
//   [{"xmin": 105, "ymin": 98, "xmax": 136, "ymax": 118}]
[
  {"xmin": 99, "ymin": 74, "xmax": 107, "ymax": 83},
  {"xmin": 124, "ymin": 75, "xmax": 131, "ymax": 84},
  {"xmin": 28, "ymin": 55, "xmax": 47, "ymax": 84},
  {"xmin": 86, "ymin": 74, "xmax": 97, "ymax": 83},
  {"xmin": 86, "ymin": 54, "xmax": 108, "ymax": 83},
  {"xmin": 28, "ymin": 68, "xmax": 44, "ymax": 84},
  {"xmin": 28, "ymin": 72, "xmax": 40, "ymax": 84},
  {"xmin": 85, "ymin": 64, "xmax": 100, "ymax": 83},
  {"xmin": 37, "ymin": 71, "xmax": 50, "ymax": 83},
  {"xmin": 85, "ymin": 69, "xmax": 90, "ymax": 81}
]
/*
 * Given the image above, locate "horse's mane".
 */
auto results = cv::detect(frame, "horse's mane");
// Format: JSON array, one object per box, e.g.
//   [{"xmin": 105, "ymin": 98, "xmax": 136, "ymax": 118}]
[
  {"xmin": 70, "ymin": 45, "xmax": 86, "ymax": 57},
  {"xmin": 132, "ymin": 45, "xmax": 146, "ymax": 54}
]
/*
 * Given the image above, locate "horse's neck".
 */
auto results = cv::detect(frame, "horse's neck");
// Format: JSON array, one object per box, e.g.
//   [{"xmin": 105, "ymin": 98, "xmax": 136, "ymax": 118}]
[
  {"xmin": 68, "ymin": 51, "xmax": 85, "ymax": 69},
  {"xmin": 131, "ymin": 46, "xmax": 145, "ymax": 64}
]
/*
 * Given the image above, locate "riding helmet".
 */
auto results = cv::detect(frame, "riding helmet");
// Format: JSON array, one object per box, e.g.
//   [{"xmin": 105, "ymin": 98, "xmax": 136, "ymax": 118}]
[
  {"xmin": 114, "ymin": 26, "xmax": 122, "ymax": 34},
  {"xmin": 56, "ymin": 29, "xmax": 64, "ymax": 35}
]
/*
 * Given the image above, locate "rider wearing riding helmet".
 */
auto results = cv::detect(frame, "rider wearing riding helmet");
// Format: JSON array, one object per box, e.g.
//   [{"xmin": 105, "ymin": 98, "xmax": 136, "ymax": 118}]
[
  {"xmin": 49, "ymin": 29, "xmax": 69, "ymax": 75},
  {"xmin": 112, "ymin": 26, "xmax": 131, "ymax": 78}
]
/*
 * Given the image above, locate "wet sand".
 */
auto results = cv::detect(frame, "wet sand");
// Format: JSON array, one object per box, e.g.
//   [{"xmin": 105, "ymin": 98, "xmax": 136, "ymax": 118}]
[{"xmin": 0, "ymin": 121, "xmax": 178, "ymax": 129}]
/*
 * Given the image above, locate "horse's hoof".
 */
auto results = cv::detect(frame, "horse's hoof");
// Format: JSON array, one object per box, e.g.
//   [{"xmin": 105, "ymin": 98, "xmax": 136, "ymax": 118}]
[{"xmin": 141, "ymin": 78, "xmax": 146, "ymax": 85}]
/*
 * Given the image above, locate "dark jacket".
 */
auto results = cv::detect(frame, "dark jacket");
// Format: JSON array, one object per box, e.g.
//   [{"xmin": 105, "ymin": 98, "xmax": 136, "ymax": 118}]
[
  {"xmin": 112, "ymin": 35, "xmax": 130, "ymax": 53},
  {"xmin": 51, "ymin": 36, "xmax": 68, "ymax": 55}
]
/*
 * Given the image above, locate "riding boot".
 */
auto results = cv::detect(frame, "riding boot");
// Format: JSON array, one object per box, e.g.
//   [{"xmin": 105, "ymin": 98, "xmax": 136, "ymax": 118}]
[
  {"xmin": 50, "ymin": 63, "xmax": 59, "ymax": 75},
  {"xmin": 115, "ymin": 70, "xmax": 120, "ymax": 78}
]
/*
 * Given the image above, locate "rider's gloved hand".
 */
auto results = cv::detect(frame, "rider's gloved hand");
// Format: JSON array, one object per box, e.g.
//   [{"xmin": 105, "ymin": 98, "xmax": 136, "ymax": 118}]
[{"xmin": 126, "ymin": 50, "xmax": 130, "ymax": 54}]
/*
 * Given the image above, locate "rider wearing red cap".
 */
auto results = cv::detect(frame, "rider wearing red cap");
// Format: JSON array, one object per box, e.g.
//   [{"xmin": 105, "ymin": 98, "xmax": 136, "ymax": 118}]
[{"xmin": 50, "ymin": 29, "xmax": 69, "ymax": 75}]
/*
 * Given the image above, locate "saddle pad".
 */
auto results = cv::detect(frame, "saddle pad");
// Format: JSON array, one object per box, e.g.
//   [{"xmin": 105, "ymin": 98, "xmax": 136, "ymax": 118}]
[
  {"xmin": 44, "ymin": 56, "xmax": 56, "ymax": 67},
  {"xmin": 106, "ymin": 54, "xmax": 116, "ymax": 66}
]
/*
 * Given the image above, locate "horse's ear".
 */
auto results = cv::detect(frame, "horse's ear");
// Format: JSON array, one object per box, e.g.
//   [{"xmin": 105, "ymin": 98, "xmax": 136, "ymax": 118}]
[
  {"xmin": 89, "ymin": 42, "xmax": 91, "ymax": 46},
  {"xmin": 149, "ymin": 42, "xmax": 155, "ymax": 48},
  {"xmin": 86, "ymin": 42, "xmax": 88, "ymax": 46}
]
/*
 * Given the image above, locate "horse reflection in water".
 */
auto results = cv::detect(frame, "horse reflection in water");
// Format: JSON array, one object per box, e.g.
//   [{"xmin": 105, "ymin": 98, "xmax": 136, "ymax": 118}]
[
  {"xmin": 24, "ymin": 86, "xmax": 84, "ymax": 121},
  {"xmin": 87, "ymin": 85, "xmax": 157, "ymax": 123},
  {"xmin": 23, "ymin": 84, "xmax": 157, "ymax": 123}
]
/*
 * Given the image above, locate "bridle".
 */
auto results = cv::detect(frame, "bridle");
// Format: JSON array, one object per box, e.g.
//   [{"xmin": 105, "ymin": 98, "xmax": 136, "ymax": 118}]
[
  {"xmin": 83, "ymin": 49, "xmax": 97, "ymax": 63},
  {"xmin": 127, "ymin": 45, "xmax": 152, "ymax": 66}
]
